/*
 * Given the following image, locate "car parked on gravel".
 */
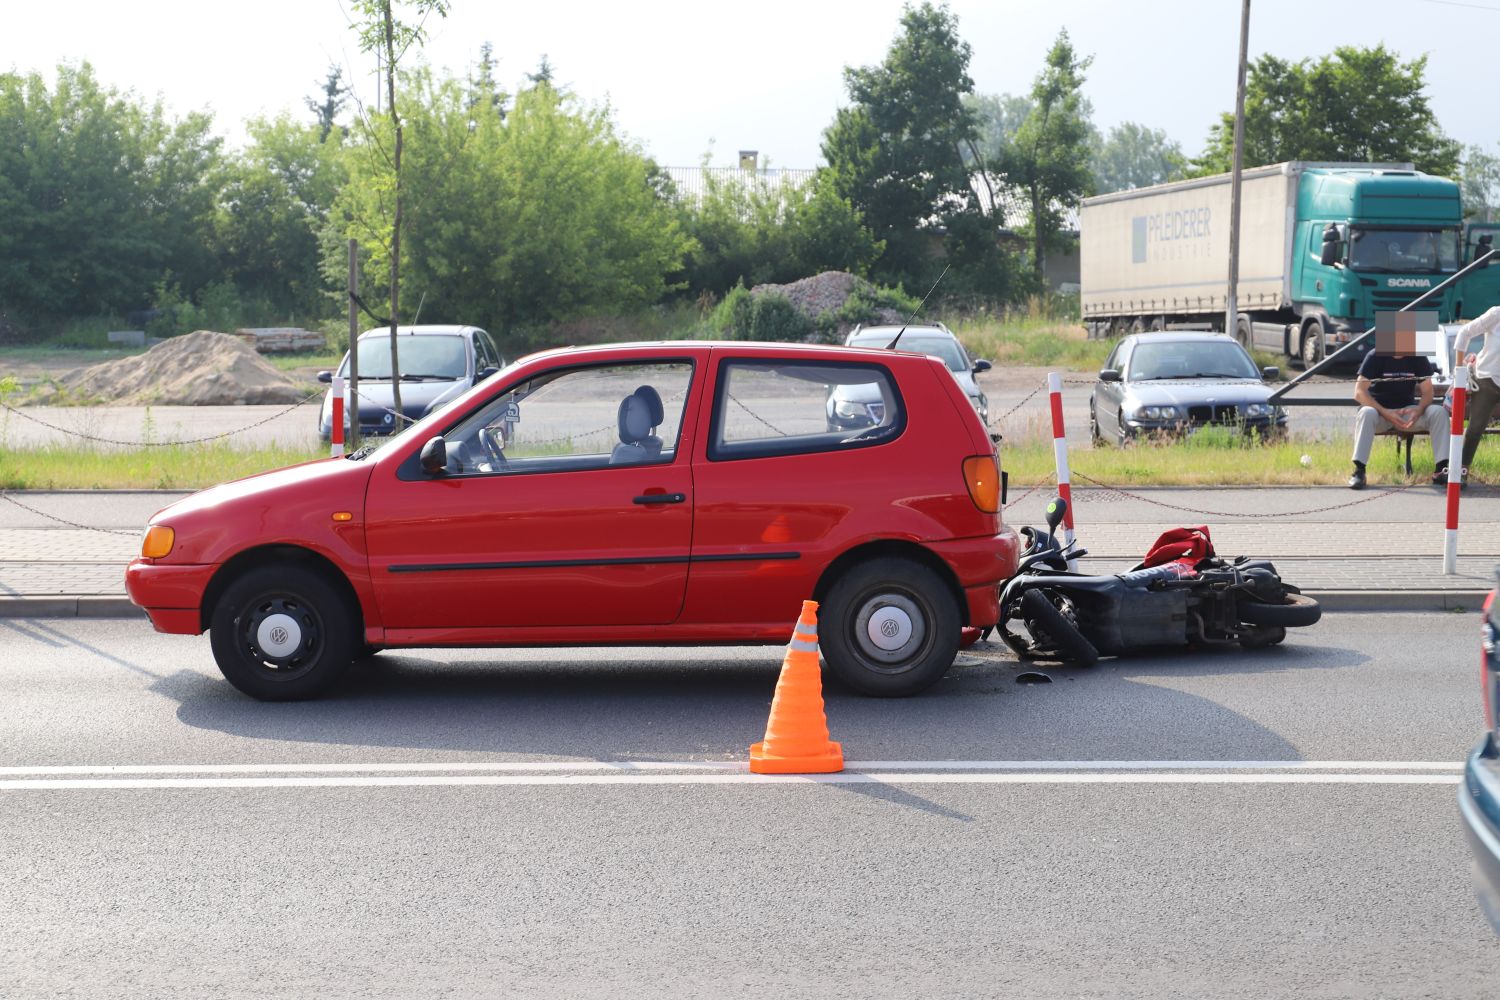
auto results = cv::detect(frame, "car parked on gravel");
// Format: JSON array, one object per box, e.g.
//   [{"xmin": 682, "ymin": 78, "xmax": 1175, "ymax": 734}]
[
  {"xmin": 317, "ymin": 325, "xmax": 505, "ymax": 441},
  {"xmin": 838, "ymin": 324, "xmax": 991, "ymax": 427},
  {"xmin": 1090, "ymin": 332, "xmax": 1286, "ymax": 445},
  {"xmin": 128, "ymin": 341, "xmax": 1018, "ymax": 701},
  {"xmin": 1461, "ymin": 575, "xmax": 1500, "ymax": 934}
]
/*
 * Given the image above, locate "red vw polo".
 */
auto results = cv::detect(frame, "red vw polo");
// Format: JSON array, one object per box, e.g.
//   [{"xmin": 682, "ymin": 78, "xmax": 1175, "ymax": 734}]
[{"xmin": 126, "ymin": 342, "xmax": 1019, "ymax": 700}]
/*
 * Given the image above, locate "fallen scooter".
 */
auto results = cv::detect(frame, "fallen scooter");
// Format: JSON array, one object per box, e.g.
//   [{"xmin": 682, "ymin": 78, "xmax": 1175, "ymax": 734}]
[{"xmin": 997, "ymin": 497, "xmax": 1321, "ymax": 666}]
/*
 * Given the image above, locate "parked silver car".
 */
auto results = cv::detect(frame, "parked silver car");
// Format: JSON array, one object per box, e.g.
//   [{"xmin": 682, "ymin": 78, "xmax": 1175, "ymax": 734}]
[
  {"xmin": 832, "ymin": 324, "xmax": 991, "ymax": 428},
  {"xmin": 1090, "ymin": 332, "xmax": 1286, "ymax": 445}
]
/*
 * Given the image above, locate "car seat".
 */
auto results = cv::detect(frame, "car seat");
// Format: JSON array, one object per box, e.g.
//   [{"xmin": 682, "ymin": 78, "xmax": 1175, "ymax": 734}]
[{"xmin": 609, "ymin": 385, "xmax": 664, "ymax": 464}]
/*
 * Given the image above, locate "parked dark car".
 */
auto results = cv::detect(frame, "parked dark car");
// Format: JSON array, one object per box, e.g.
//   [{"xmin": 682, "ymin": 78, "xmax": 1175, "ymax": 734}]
[
  {"xmin": 1460, "ymin": 575, "xmax": 1500, "ymax": 933},
  {"xmin": 1090, "ymin": 332, "xmax": 1286, "ymax": 445},
  {"xmin": 318, "ymin": 325, "xmax": 505, "ymax": 441}
]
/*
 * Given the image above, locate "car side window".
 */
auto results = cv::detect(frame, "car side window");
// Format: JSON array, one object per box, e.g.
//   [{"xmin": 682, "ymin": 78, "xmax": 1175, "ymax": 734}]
[
  {"xmin": 477, "ymin": 332, "xmax": 501, "ymax": 369},
  {"xmin": 709, "ymin": 359, "xmax": 904, "ymax": 461},
  {"xmin": 1104, "ymin": 343, "xmax": 1122, "ymax": 372},
  {"xmin": 440, "ymin": 362, "xmax": 693, "ymax": 476}
]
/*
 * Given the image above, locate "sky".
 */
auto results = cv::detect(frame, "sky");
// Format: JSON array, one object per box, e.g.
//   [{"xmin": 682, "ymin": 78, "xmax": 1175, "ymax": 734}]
[{"xmin": 4, "ymin": 0, "xmax": 1498, "ymax": 169}]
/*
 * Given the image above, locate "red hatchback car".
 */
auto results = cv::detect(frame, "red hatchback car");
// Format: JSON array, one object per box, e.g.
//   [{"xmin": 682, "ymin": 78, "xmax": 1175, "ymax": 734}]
[{"xmin": 126, "ymin": 342, "xmax": 1019, "ymax": 700}]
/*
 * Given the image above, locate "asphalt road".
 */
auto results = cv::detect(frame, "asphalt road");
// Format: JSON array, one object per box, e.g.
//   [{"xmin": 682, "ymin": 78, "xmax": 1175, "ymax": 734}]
[{"xmin": 1, "ymin": 612, "xmax": 1496, "ymax": 998}]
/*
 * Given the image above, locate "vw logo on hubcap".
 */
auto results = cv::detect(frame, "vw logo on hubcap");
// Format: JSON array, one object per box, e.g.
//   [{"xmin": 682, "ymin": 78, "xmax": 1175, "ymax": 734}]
[{"xmin": 256, "ymin": 613, "xmax": 303, "ymax": 659}]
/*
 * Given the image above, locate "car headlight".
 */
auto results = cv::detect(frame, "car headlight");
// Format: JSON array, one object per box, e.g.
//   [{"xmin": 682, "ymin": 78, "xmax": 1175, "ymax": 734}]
[
  {"xmin": 1133, "ymin": 405, "xmax": 1181, "ymax": 421},
  {"xmin": 1244, "ymin": 403, "xmax": 1275, "ymax": 418}
]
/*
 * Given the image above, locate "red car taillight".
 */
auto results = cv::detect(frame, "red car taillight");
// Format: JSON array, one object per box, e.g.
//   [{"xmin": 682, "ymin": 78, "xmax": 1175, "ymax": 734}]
[{"xmin": 1483, "ymin": 590, "xmax": 1497, "ymax": 733}]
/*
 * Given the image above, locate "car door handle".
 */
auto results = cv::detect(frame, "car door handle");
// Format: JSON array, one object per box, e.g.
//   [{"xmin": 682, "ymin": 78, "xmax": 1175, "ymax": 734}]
[{"xmin": 633, "ymin": 492, "xmax": 686, "ymax": 505}]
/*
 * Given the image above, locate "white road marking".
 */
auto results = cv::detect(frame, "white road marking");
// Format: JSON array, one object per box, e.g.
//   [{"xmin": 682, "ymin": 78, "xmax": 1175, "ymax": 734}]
[
  {"xmin": 0, "ymin": 759, "xmax": 1463, "ymax": 777},
  {"xmin": 0, "ymin": 760, "xmax": 1465, "ymax": 791}
]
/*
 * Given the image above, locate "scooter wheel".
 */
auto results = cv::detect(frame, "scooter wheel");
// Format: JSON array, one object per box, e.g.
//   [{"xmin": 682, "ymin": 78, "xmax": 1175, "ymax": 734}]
[
  {"xmin": 1020, "ymin": 590, "xmax": 1099, "ymax": 667},
  {"xmin": 1238, "ymin": 593, "xmax": 1321, "ymax": 628}
]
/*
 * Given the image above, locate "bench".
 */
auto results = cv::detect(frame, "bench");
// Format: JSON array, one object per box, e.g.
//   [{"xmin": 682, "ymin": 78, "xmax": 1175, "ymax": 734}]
[{"xmin": 1382, "ymin": 418, "xmax": 1500, "ymax": 475}]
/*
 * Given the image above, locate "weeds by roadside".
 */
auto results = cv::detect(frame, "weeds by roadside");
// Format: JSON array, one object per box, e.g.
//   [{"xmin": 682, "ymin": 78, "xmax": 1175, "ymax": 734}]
[{"xmin": 0, "ymin": 442, "xmax": 327, "ymax": 490}]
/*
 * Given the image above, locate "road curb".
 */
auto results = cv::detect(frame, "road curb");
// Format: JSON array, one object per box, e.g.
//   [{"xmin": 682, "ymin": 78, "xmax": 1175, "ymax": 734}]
[{"xmin": 0, "ymin": 590, "xmax": 1485, "ymax": 619}]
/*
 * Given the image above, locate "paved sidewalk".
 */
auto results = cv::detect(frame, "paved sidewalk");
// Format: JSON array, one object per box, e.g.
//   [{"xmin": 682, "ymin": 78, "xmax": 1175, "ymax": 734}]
[{"xmin": 1, "ymin": 487, "xmax": 1496, "ymax": 615}]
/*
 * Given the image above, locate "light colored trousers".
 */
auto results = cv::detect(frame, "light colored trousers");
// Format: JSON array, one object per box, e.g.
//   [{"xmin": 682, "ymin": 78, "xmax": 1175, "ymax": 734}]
[{"xmin": 1351, "ymin": 404, "xmax": 1449, "ymax": 465}]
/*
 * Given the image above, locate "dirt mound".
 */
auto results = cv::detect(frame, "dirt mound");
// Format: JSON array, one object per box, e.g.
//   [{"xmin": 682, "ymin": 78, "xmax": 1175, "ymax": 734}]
[
  {"xmin": 749, "ymin": 271, "xmax": 909, "ymax": 336},
  {"xmin": 46, "ymin": 330, "xmax": 309, "ymax": 405}
]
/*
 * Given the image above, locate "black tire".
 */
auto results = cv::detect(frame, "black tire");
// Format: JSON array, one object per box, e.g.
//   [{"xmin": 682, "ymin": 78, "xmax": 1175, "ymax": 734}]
[
  {"xmin": 1129, "ymin": 318, "xmax": 1146, "ymax": 335},
  {"xmin": 820, "ymin": 557, "xmax": 962, "ymax": 697},
  {"xmin": 1019, "ymin": 589, "xmax": 1099, "ymax": 667},
  {"xmin": 1090, "ymin": 401, "xmax": 1104, "ymax": 445},
  {"xmin": 1235, "ymin": 314, "xmax": 1252, "ymax": 349},
  {"xmin": 1237, "ymin": 592, "xmax": 1322, "ymax": 628},
  {"xmin": 208, "ymin": 565, "xmax": 358, "ymax": 701},
  {"xmin": 1148, "ymin": 317, "xmax": 1165, "ymax": 332},
  {"xmin": 1239, "ymin": 624, "xmax": 1286, "ymax": 649},
  {"xmin": 1300, "ymin": 318, "xmax": 1325, "ymax": 369}
]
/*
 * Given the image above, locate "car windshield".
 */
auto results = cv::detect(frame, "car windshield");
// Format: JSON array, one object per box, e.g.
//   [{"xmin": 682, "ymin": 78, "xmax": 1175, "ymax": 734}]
[
  {"xmin": 1128, "ymin": 341, "xmax": 1260, "ymax": 381},
  {"xmin": 853, "ymin": 333, "xmax": 969, "ymax": 372},
  {"xmin": 340, "ymin": 335, "xmax": 467, "ymax": 379},
  {"xmin": 1349, "ymin": 227, "xmax": 1460, "ymax": 273}
]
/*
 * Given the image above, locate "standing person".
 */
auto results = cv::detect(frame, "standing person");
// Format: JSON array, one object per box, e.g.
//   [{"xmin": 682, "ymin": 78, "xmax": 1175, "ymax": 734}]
[
  {"xmin": 1347, "ymin": 333, "xmax": 1448, "ymax": 489},
  {"xmin": 1454, "ymin": 305, "xmax": 1500, "ymax": 487}
]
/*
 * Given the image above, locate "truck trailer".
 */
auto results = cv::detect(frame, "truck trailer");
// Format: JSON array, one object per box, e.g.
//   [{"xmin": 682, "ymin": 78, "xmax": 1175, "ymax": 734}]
[{"xmin": 1079, "ymin": 161, "xmax": 1467, "ymax": 367}]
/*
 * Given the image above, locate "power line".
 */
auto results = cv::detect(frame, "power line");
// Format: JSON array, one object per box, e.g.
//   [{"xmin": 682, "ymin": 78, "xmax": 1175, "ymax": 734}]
[{"xmin": 1424, "ymin": 0, "xmax": 1500, "ymax": 12}]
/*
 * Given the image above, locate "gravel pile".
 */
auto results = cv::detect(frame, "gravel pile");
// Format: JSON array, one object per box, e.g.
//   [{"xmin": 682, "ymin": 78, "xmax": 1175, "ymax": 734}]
[
  {"xmin": 41, "ymin": 330, "xmax": 308, "ymax": 405},
  {"xmin": 749, "ymin": 270, "xmax": 908, "ymax": 336}
]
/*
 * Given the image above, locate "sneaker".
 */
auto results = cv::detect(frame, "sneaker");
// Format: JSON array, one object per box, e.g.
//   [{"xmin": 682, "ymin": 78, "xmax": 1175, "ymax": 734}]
[
  {"xmin": 1432, "ymin": 464, "xmax": 1450, "ymax": 486},
  {"xmin": 1348, "ymin": 466, "xmax": 1366, "ymax": 490}
]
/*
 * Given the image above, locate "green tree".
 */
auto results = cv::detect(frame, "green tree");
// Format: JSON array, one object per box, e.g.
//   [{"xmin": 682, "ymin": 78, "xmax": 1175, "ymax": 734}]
[
  {"xmin": 305, "ymin": 65, "xmax": 347, "ymax": 141},
  {"xmin": 0, "ymin": 63, "xmax": 222, "ymax": 326},
  {"xmin": 820, "ymin": 2, "xmax": 979, "ymax": 289},
  {"xmin": 1003, "ymin": 29, "xmax": 1095, "ymax": 284},
  {"xmin": 327, "ymin": 71, "xmax": 693, "ymax": 341},
  {"xmin": 962, "ymin": 92, "xmax": 1034, "ymax": 168},
  {"xmin": 217, "ymin": 114, "xmax": 346, "ymax": 316},
  {"xmin": 1461, "ymin": 144, "xmax": 1500, "ymax": 222},
  {"xmin": 470, "ymin": 41, "xmax": 507, "ymax": 118},
  {"xmin": 348, "ymin": 0, "xmax": 450, "ymax": 418},
  {"xmin": 1092, "ymin": 122, "xmax": 1184, "ymax": 193},
  {"xmin": 1195, "ymin": 46, "xmax": 1461, "ymax": 177}
]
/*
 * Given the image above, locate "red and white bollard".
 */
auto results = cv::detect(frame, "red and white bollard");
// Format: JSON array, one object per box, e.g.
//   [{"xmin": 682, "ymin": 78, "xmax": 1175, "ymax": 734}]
[
  {"xmin": 1445, "ymin": 365, "xmax": 1468, "ymax": 575},
  {"xmin": 1047, "ymin": 372, "xmax": 1076, "ymax": 567},
  {"xmin": 330, "ymin": 375, "xmax": 346, "ymax": 458}
]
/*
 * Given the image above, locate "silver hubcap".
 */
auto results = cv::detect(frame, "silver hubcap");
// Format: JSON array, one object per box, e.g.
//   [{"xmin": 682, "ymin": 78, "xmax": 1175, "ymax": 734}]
[
  {"xmin": 256, "ymin": 613, "xmax": 302, "ymax": 658},
  {"xmin": 855, "ymin": 594, "xmax": 927, "ymax": 669}
]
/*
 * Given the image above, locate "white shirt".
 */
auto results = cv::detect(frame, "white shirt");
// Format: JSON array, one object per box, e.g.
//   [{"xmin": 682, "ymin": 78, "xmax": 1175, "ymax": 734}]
[{"xmin": 1454, "ymin": 306, "xmax": 1500, "ymax": 385}]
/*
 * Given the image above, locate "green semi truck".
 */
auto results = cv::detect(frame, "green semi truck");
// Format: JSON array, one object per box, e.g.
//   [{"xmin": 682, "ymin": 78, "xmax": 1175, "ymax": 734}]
[{"xmin": 1079, "ymin": 161, "xmax": 1479, "ymax": 366}]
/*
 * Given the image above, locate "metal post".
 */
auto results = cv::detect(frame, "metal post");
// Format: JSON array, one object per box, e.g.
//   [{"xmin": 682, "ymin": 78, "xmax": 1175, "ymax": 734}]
[
  {"xmin": 347, "ymin": 239, "xmax": 361, "ymax": 450},
  {"xmin": 1225, "ymin": 0, "xmax": 1251, "ymax": 340}
]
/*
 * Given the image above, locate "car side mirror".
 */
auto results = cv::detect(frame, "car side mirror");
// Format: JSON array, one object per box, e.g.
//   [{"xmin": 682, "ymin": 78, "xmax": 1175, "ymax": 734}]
[
  {"xmin": 478, "ymin": 366, "xmax": 498, "ymax": 381},
  {"xmin": 1320, "ymin": 224, "xmax": 1342, "ymax": 267},
  {"xmin": 317, "ymin": 371, "xmax": 333, "ymax": 384},
  {"xmin": 972, "ymin": 359, "xmax": 993, "ymax": 374},
  {"xmin": 1262, "ymin": 366, "xmax": 1279, "ymax": 381},
  {"xmin": 419, "ymin": 436, "xmax": 447, "ymax": 475},
  {"xmin": 1099, "ymin": 369, "xmax": 1122, "ymax": 383}
]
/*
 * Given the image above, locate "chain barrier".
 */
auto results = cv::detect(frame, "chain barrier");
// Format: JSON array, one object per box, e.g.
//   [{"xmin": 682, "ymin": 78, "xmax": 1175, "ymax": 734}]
[
  {"xmin": 988, "ymin": 383, "xmax": 1044, "ymax": 429},
  {"xmin": 1, "ymin": 390, "xmax": 325, "ymax": 447},
  {"xmin": 1002, "ymin": 479, "xmax": 1048, "ymax": 510},
  {"xmin": 0, "ymin": 492, "xmax": 140, "ymax": 536},
  {"xmin": 1069, "ymin": 471, "xmax": 1423, "ymax": 518}
]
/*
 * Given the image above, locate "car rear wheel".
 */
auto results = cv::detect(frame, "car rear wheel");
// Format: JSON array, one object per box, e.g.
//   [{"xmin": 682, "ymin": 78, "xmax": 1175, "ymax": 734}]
[
  {"xmin": 209, "ymin": 565, "xmax": 358, "ymax": 701},
  {"xmin": 820, "ymin": 557, "xmax": 961, "ymax": 697}
]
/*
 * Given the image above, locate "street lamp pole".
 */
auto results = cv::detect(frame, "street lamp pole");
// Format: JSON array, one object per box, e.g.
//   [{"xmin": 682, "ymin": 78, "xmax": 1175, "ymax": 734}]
[{"xmin": 1226, "ymin": 0, "xmax": 1251, "ymax": 341}]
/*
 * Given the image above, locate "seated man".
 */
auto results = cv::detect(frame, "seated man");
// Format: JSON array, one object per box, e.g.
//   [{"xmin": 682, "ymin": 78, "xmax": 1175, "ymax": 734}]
[{"xmin": 1348, "ymin": 331, "xmax": 1449, "ymax": 489}]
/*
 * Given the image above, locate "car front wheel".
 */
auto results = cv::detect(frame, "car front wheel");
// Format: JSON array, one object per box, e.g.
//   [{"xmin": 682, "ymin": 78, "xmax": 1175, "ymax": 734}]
[
  {"xmin": 208, "ymin": 565, "xmax": 358, "ymax": 701},
  {"xmin": 820, "ymin": 557, "xmax": 961, "ymax": 697}
]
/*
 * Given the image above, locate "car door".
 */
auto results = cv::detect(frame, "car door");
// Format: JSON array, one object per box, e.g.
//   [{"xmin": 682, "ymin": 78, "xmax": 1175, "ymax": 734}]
[
  {"xmin": 1098, "ymin": 340, "xmax": 1126, "ymax": 435},
  {"xmin": 363, "ymin": 357, "xmax": 700, "ymax": 630}
]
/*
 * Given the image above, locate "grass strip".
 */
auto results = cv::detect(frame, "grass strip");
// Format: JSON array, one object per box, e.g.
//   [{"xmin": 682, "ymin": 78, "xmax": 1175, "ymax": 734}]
[{"xmin": 0, "ymin": 443, "xmax": 327, "ymax": 490}]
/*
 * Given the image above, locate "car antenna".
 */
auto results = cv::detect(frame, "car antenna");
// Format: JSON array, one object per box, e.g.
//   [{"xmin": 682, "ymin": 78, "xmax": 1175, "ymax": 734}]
[
  {"xmin": 411, "ymin": 290, "xmax": 427, "ymax": 327},
  {"xmin": 886, "ymin": 264, "xmax": 949, "ymax": 351}
]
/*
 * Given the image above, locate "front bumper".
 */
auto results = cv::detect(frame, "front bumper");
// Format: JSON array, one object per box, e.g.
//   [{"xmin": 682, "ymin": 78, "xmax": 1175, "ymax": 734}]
[
  {"xmin": 1123, "ymin": 415, "xmax": 1287, "ymax": 437},
  {"xmin": 1460, "ymin": 734, "xmax": 1500, "ymax": 934},
  {"xmin": 124, "ymin": 559, "xmax": 214, "ymax": 634}
]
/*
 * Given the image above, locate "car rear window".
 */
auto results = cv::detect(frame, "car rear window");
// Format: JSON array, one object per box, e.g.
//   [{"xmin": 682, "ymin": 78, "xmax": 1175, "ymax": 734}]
[{"xmin": 708, "ymin": 359, "xmax": 904, "ymax": 461}]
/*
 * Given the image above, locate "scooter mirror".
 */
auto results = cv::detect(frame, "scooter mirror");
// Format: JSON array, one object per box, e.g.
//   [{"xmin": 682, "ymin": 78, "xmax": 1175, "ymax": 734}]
[{"xmin": 1045, "ymin": 496, "xmax": 1067, "ymax": 534}]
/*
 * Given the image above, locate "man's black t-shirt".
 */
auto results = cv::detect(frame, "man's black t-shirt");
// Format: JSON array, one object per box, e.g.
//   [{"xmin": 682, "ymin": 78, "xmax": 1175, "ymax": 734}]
[{"xmin": 1357, "ymin": 351, "xmax": 1434, "ymax": 409}]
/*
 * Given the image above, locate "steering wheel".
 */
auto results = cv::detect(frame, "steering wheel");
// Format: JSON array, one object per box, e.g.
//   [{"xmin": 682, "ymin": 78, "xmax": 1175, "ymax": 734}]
[{"xmin": 477, "ymin": 425, "xmax": 509, "ymax": 470}]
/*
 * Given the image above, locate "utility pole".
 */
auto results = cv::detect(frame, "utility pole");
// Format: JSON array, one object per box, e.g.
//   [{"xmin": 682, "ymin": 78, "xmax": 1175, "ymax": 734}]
[
  {"xmin": 347, "ymin": 239, "xmax": 362, "ymax": 450},
  {"xmin": 1226, "ymin": 0, "xmax": 1251, "ymax": 342}
]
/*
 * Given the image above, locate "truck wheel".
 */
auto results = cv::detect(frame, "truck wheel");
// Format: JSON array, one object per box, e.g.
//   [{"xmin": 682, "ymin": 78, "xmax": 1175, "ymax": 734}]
[
  {"xmin": 208, "ymin": 565, "xmax": 358, "ymax": 701},
  {"xmin": 1235, "ymin": 314, "xmax": 1252, "ymax": 349},
  {"xmin": 1129, "ymin": 318, "xmax": 1146, "ymax": 335},
  {"xmin": 1148, "ymin": 317, "xmax": 1165, "ymax": 332},
  {"xmin": 1300, "ymin": 319, "xmax": 1325, "ymax": 368},
  {"xmin": 820, "ymin": 557, "xmax": 961, "ymax": 697}
]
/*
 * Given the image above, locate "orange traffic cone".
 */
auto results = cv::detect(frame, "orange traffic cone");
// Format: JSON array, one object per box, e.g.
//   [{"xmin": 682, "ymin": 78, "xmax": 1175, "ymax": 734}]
[{"xmin": 749, "ymin": 600, "xmax": 844, "ymax": 774}]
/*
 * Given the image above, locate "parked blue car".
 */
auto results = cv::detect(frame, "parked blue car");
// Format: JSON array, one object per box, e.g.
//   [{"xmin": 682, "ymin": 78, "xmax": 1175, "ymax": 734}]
[
  {"xmin": 1461, "ymin": 575, "xmax": 1500, "ymax": 933},
  {"xmin": 318, "ymin": 325, "xmax": 505, "ymax": 441}
]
